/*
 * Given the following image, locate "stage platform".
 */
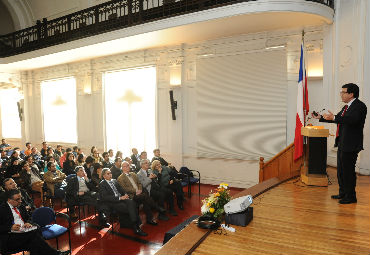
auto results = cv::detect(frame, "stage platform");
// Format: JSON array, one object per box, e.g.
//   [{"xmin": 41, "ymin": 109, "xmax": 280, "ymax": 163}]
[{"xmin": 156, "ymin": 167, "xmax": 370, "ymax": 255}]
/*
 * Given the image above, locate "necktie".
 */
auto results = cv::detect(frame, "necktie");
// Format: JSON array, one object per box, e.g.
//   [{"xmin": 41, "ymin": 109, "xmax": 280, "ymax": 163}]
[
  {"xmin": 108, "ymin": 181, "xmax": 120, "ymax": 197},
  {"xmin": 13, "ymin": 207, "xmax": 24, "ymax": 223},
  {"xmin": 336, "ymin": 105, "xmax": 348, "ymax": 137}
]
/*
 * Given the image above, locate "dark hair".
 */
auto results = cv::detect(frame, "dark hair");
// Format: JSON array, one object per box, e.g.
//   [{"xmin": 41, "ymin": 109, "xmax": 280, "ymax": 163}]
[
  {"xmin": 26, "ymin": 142, "xmax": 31, "ymax": 146},
  {"xmin": 93, "ymin": 163, "xmax": 102, "ymax": 171},
  {"xmin": 153, "ymin": 148, "xmax": 160, "ymax": 153},
  {"xmin": 75, "ymin": 166, "xmax": 84, "ymax": 173},
  {"xmin": 6, "ymin": 189, "xmax": 21, "ymax": 200},
  {"xmin": 66, "ymin": 148, "xmax": 72, "ymax": 153},
  {"xmin": 21, "ymin": 160, "xmax": 29, "ymax": 168},
  {"xmin": 115, "ymin": 151, "xmax": 122, "ymax": 158},
  {"xmin": 42, "ymin": 142, "xmax": 47, "ymax": 145},
  {"xmin": 73, "ymin": 146, "xmax": 78, "ymax": 150},
  {"xmin": 56, "ymin": 144, "xmax": 62, "ymax": 148},
  {"xmin": 102, "ymin": 152, "xmax": 109, "ymax": 158},
  {"xmin": 3, "ymin": 178, "xmax": 12, "ymax": 187},
  {"xmin": 140, "ymin": 151, "xmax": 147, "ymax": 155},
  {"xmin": 114, "ymin": 157, "xmax": 122, "ymax": 163},
  {"xmin": 342, "ymin": 83, "xmax": 359, "ymax": 98},
  {"xmin": 47, "ymin": 161, "xmax": 55, "ymax": 169},
  {"xmin": 85, "ymin": 156, "xmax": 94, "ymax": 164},
  {"xmin": 91, "ymin": 146, "xmax": 96, "ymax": 154},
  {"xmin": 77, "ymin": 153, "xmax": 85, "ymax": 163}
]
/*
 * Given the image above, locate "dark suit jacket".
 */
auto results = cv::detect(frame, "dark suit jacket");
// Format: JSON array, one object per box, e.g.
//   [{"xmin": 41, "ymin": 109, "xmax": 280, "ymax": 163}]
[
  {"xmin": 151, "ymin": 156, "xmax": 168, "ymax": 166},
  {"xmin": 65, "ymin": 175, "xmax": 95, "ymax": 203},
  {"xmin": 131, "ymin": 154, "xmax": 140, "ymax": 169},
  {"xmin": 320, "ymin": 98, "xmax": 367, "ymax": 152},
  {"xmin": 110, "ymin": 165, "xmax": 122, "ymax": 180},
  {"xmin": 98, "ymin": 179, "xmax": 128, "ymax": 203},
  {"xmin": 0, "ymin": 202, "xmax": 31, "ymax": 243}
]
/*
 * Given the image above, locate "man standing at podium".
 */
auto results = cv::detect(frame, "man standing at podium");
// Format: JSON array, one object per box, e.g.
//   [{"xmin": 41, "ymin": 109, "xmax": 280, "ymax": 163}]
[{"xmin": 312, "ymin": 83, "xmax": 367, "ymax": 204}]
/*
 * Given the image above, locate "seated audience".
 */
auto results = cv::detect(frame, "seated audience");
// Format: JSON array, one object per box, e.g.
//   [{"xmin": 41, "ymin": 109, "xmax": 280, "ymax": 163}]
[
  {"xmin": 137, "ymin": 159, "xmax": 173, "ymax": 218},
  {"xmin": 44, "ymin": 156, "xmax": 61, "ymax": 172},
  {"xmin": 59, "ymin": 148, "xmax": 72, "ymax": 168},
  {"xmin": 44, "ymin": 161, "xmax": 67, "ymax": 199},
  {"xmin": 6, "ymin": 158, "xmax": 22, "ymax": 186},
  {"xmin": 152, "ymin": 160, "xmax": 184, "ymax": 210},
  {"xmin": 0, "ymin": 189, "xmax": 70, "ymax": 255},
  {"xmin": 1, "ymin": 178, "xmax": 35, "ymax": 216},
  {"xmin": 0, "ymin": 138, "xmax": 11, "ymax": 150},
  {"xmin": 98, "ymin": 168, "xmax": 147, "ymax": 236},
  {"xmin": 115, "ymin": 151, "xmax": 123, "ymax": 160},
  {"xmin": 124, "ymin": 157, "xmax": 137, "ymax": 173},
  {"xmin": 54, "ymin": 144, "xmax": 63, "ymax": 165},
  {"xmin": 19, "ymin": 158, "xmax": 44, "ymax": 194},
  {"xmin": 151, "ymin": 148, "xmax": 169, "ymax": 166},
  {"xmin": 65, "ymin": 166, "xmax": 109, "ymax": 227},
  {"xmin": 24, "ymin": 142, "xmax": 32, "ymax": 156},
  {"xmin": 131, "ymin": 148, "xmax": 141, "ymax": 170},
  {"xmin": 40, "ymin": 141, "xmax": 48, "ymax": 158},
  {"xmin": 76, "ymin": 153, "xmax": 85, "ymax": 166},
  {"xmin": 117, "ymin": 161, "xmax": 165, "ymax": 225},
  {"xmin": 83, "ymin": 156, "xmax": 94, "ymax": 179},
  {"xmin": 63, "ymin": 152, "xmax": 76, "ymax": 176},
  {"xmin": 110, "ymin": 157, "xmax": 123, "ymax": 180},
  {"xmin": 30, "ymin": 147, "xmax": 43, "ymax": 169},
  {"xmin": 72, "ymin": 146, "xmax": 79, "ymax": 158},
  {"xmin": 91, "ymin": 163, "xmax": 103, "ymax": 190},
  {"xmin": 92, "ymin": 148, "xmax": 103, "ymax": 164},
  {"xmin": 102, "ymin": 152, "xmax": 113, "ymax": 169},
  {"xmin": 108, "ymin": 149, "xmax": 114, "ymax": 163}
]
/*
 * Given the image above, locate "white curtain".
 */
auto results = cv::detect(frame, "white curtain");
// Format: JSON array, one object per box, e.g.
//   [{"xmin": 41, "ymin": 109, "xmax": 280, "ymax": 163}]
[
  {"xmin": 104, "ymin": 66, "xmax": 156, "ymax": 158},
  {"xmin": 196, "ymin": 49, "xmax": 287, "ymax": 160},
  {"xmin": 41, "ymin": 77, "xmax": 77, "ymax": 143}
]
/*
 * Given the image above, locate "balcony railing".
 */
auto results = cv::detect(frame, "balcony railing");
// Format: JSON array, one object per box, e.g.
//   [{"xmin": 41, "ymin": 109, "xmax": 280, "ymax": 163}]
[{"xmin": 0, "ymin": 0, "xmax": 334, "ymax": 58}]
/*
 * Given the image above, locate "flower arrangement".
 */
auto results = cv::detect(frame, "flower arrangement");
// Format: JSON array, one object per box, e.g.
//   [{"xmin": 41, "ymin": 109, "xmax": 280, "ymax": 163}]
[{"xmin": 201, "ymin": 183, "xmax": 232, "ymax": 221}]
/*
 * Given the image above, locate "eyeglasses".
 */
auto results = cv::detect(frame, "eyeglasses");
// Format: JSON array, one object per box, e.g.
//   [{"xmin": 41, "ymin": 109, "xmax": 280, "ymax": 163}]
[{"xmin": 340, "ymin": 91, "xmax": 349, "ymax": 94}]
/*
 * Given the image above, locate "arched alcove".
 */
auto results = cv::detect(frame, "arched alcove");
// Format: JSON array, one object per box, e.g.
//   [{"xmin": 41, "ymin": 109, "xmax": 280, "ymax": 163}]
[{"xmin": 1, "ymin": 0, "xmax": 33, "ymax": 30}]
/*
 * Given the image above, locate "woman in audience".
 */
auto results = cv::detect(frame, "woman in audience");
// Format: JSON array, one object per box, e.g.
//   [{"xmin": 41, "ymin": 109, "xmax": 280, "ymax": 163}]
[
  {"xmin": 91, "ymin": 162, "xmax": 103, "ymax": 190},
  {"xmin": 76, "ymin": 153, "xmax": 85, "ymax": 166},
  {"xmin": 151, "ymin": 160, "xmax": 184, "ymax": 210},
  {"xmin": 108, "ymin": 149, "xmax": 114, "ymax": 163},
  {"xmin": 59, "ymin": 147, "xmax": 72, "ymax": 168},
  {"xmin": 62, "ymin": 152, "xmax": 76, "ymax": 176},
  {"xmin": 6, "ymin": 158, "xmax": 22, "ymax": 186},
  {"xmin": 115, "ymin": 151, "xmax": 123, "ymax": 160}
]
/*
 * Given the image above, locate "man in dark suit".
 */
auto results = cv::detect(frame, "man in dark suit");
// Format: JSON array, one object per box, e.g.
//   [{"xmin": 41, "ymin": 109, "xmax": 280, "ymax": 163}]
[
  {"xmin": 65, "ymin": 166, "xmax": 109, "ymax": 227},
  {"xmin": 313, "ymin": 83, "xmax": 367, "ymax": 204},
  {"xmin": 0, "ymin": 189, "xmax": 69, "ymax": 255},
  {"xmin": 110, "ymin": 157, "xmax": 123, "ymax": 179},
  {"xmin": 98, "ymin": 168, "xmax": 147, "ymax": 236},
  {"xmin": 130, "ymin": 148, "xmax": 141, "ymax": 170}
]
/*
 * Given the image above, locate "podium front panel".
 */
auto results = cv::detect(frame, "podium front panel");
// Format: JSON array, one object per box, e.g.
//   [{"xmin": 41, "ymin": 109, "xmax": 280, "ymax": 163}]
[{"xmin": 308, "ymin": 137, "xmax": 327, "ymax": 175}]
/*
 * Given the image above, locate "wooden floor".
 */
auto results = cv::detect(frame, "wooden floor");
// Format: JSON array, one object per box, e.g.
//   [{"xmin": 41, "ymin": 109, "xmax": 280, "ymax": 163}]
[{"xmin": 192, "ymin": 167, "xmax": 370, "ymax": 255}]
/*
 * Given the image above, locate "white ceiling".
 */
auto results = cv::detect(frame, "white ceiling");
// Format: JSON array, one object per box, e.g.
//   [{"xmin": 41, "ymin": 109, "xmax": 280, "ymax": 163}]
[{"xmin": 0, "ymin": 11, "xmax": 331, "ymax": 71}]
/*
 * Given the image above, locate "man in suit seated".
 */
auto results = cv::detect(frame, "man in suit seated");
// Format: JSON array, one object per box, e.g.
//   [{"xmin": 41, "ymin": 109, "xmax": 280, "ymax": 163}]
[
  {"xmin": 98, "ymin": 168, "xmax": 147, "ymax": 236},
  {"xmin": 0, "ymin": 189, "xmax": 70, "ymax": 255},
  {"xmin": 130, "ymin": 148, "xmax": 141, "ymax": 170},
  {"xmin": 66, "ymin": 166, "xmax": 110, "ymax": 227},
  {"xmin": 0, "ymin": 178, "xmax": 35, "ymax": 217},
  {"xmin": 137, "ymin": 159, "xmax": 173, "ymax": 219},
  {"xmin": 110, "ymin": 157, "xmax": 123, "ymax": 180},
  {"xmin": 151, "ymin": 148, "xmax": 169, "ymax": 166},
  {"xmin": 117, "ymin": 161, "xmax": 166, "ymax": 225},
  {"xmin": 44, "ymin": 161, "xmax": 67, "ymax": 199}
]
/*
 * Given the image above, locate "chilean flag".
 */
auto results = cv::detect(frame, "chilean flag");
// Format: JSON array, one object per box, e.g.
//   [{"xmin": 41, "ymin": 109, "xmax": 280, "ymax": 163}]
[{"xmin": 294, "ymin": 42, "xmax": 309, "ymax": 161}]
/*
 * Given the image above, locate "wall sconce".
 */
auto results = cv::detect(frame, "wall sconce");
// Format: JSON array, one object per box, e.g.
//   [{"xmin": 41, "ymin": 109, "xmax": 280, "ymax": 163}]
[
  {"xmin": 84, "ymin": 82, "xmax": 92, "ymax": 95},
  {"xmin": 169, "ymin": 65, "xmax": 182, "ymax": 86}
]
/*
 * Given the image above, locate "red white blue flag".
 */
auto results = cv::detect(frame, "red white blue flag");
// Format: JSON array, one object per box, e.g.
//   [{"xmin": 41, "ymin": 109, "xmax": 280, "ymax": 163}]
[{"xmin": 294, "ymin": 42, "xmax": 309, "ymax": 161}]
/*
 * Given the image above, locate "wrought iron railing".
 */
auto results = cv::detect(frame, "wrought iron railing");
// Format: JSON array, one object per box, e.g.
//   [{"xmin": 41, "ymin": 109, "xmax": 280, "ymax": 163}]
[{"xmin": 0, "ymin": 0, "xmax": 334, "ymax": 58}]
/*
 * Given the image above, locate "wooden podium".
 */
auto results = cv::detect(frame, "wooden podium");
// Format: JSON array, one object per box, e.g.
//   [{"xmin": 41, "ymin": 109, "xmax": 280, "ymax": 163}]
[{"xmin": 300, "ymin": 126, "xmax": 329, "ymax": 186}]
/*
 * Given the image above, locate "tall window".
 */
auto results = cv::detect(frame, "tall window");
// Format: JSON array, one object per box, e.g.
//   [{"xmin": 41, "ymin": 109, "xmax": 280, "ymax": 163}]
[
  {"xmin": 104, "ymin": 66, "xmax": 156, "ymax": 157},
  {"xmin": 41, "ymin": 77, "xmax": 77, "ymax": 143},
  {"xmin": 0, "ymin": 88, "xmax": 21, "ymax": 138}
]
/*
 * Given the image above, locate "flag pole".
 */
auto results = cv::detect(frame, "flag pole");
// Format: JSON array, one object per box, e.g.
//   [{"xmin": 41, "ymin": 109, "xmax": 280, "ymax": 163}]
[{"xmin": 302, "ymin": 30, "xmax": 306, "ymax": 127}]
